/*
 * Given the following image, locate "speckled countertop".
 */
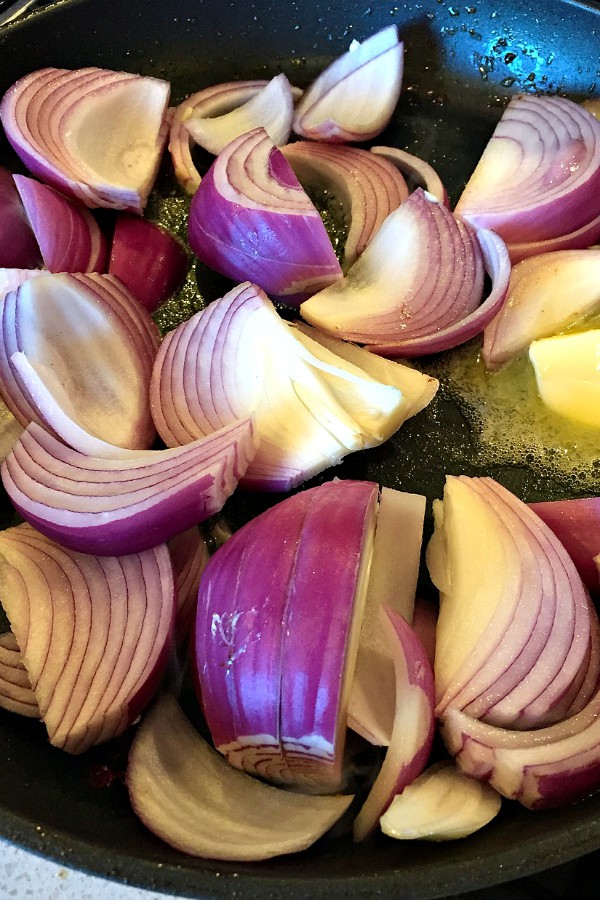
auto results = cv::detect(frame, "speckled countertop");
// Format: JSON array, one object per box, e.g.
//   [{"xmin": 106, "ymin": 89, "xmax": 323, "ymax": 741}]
[{"xmin": 1, "ymin": 839, "xmax": 171, "ymax": 899}]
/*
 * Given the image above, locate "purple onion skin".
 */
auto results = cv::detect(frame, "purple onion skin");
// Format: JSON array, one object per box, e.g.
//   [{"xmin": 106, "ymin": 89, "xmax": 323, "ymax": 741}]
[
  {"xmin": 0, "ymin": 167, "xmax": 41, "ymax": 269},
  {"xmin": 188, "ymin": 154, "xmax": 342, "ymax": 306}
]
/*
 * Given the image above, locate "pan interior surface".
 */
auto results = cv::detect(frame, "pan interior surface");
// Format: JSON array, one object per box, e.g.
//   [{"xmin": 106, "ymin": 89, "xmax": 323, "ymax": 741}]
[{"xmin": 0, "ymin": 0, "xmax": 600, "ymax": 897}]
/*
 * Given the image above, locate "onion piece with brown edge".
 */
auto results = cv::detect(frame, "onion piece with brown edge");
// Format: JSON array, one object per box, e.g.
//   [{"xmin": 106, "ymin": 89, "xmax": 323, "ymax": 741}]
[
  {"xmin": 168, "ymin": 80, "xmax": 278, "ymax": 193},
  {"xmin": 0, "ymin": 67, "xmax": 170, "ymax": 213},
  {"xmin": 454, "ymin": 94, "xmax": 600, "ymax": 245},
  {"xmin": 370, "ymin": 145, "xmax": 448, "ymax": 206},
  {"xmin": 379, "ymin": 760, "xmax": 501, "ymax": 841},
  {"xmin": 13, "ymin": 175, "xmax": 108, "ymax": 273},
  {"xmin": 0, "ymin": 272, "xmax": 160, "ymax": 450},
  {"xmin": 301, "ymin": 190, "xmax": 511, "ymax": 357},
  {"xmin": 109, "ymin": 214, "xmax": 189, "ymax": 313},
  {"xmin": 187, "ymin": 128, "xmax": 343, "ymax": 305},
  {"xmin": 293, "ymin": 26, "xmax": 403, "ymax": 143},
  {"xmin": 483, "ymin": 249, "xmax": 600, "ymax": 370},
  {"xmin": 126, "ymin": 694, "xmax": 353, "ymax": 861},
  {"xmin": 1, "ymin": 417, "xmax": 257, "ymax": 556},
  {"xmin": 348, "ymin": 488, "xmax": 426, "ymax": 746},
  {"xmin": 0, "ymin": 166, "xmax": 40, "ymax": 268},
  {"xmin": 195, "ymin": 480, "xmax": 378, "ymax": 792},
  {"xmin": 353, "ymin": 606, "xmax": 435, "ymax": 842},
  {"xmin": 0, "ymin": 523, "xmax": 175, "ymax": 753},
  {"xmin": 149, "ymin": 281, "xmax": 437, "ymax": 492},
  {"xmin": 184, "ymin": 74, "xmax": 297, "ymax": 157},
  {"xmin": 528, "ymin": 497, "xmax": 600, "ymax": 597},
  {"xmin": 0, "ymin": 631, "xmax": 39, "ymax": 718},
  {"xmin": 426, "ymin": 476, "xmax": 597, "ymax": 729},
  {"xmin": 282, "ymin": 141, "xmax": 408, "ymax": 270}
]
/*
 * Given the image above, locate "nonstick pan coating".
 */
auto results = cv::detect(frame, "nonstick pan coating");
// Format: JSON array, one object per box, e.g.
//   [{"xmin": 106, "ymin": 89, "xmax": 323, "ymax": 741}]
[{"xmin": 0, "ymin": 1, "xmax": 600, "ymax": 897}]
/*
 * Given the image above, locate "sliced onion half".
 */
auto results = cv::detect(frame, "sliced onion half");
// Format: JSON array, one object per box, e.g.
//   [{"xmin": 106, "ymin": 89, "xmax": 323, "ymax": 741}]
[
  {"xmin": 195, "ymin": 480, "xmax": 379, "ymax": 792},
  {"xmin": 0, "ymin": 523, "xmax": 175, "ymax": 753},
  {"xmin": 0, "ymin": 67, "xmax": 170, "ymax": 213},
  {"xmin": 455, "ymin": 94, "xmax": 600, "ymax": 245},
  {"xmin": 300, "ymin": 190, "xmax": 511, "ymax": 357},
  {"xmin": 426, "ymin": 476, "xmax": 597, "ymax": 730},
  {"xmin": 127, "ymin": 694, "xmax": 352, "ymax": 861},
  {"xmin": 187, "ymin": 128, "xmax": 343, "ymax": 304},
  {"xmin": 293, "ymin": 26, "xmax": 403, "ymax": 143},
  {"xmin": 1, "ymin": 417, "xmax": 257, "ymax": 556},
  {"xmin": 13, "ymin": 174, "xmax": 108, "ymax": 273},
  {"xmin": 282, "ymin": 140, "xmax": 409, "ymax": 269},
  {"xmin": 483, "ymin": 249, "xmax": 600, "ymax": 369},
  {"xmin": 0, "ymin": 272, "xmax": 160, "ymax": 450},
  {"xmin": 150, "ymin": 281, "xmax": 437, "ymax": 491}
]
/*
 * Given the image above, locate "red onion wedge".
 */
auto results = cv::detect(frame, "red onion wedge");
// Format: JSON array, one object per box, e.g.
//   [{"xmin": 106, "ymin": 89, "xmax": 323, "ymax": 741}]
[
  {"xmin": 109, "ymin": 214, "xmax": 189, "ymax": 312},
  {"xmin": 168, "ymin": 527, "xmax": 210, "ymax": 647},
  {"xmin": 1, "ymin": 417, "xmax": 257, "ymax": 556},
  {"xmin": 426, "ymin": 476, "xmax": 597, "ymax": 730},
  {"xmin": 183, "ymin": 74, "xmax": 296, "ymax": 157},
  {"xmin": 0, "ymin": 268, "xmax": 46, "ymax": 303},
  {"xmin": 195, "ymin": 480, "xmax": 378, "ymax": 792},
  {"xmin": 13, "ymin": 175, "xmax": 108, "ymax": 273},
  {"xmin": 370, "ymin": 146, "xmax": 448, "ymax": 206},
  {"xmin": 0, "ymin": 523, "xmax": 175, "ymax": 753},
  {"xmin": 348, "ymin": 488, "xmax": 426, "ymax": 746},
  {"xmin": 0, "ymin": 67, "xmax": 170, "ymax": 213},
  {"xmin": 282, "ymin": 141, "xmax": 409, "ymax": 270},
  {"xmin": 300, "ymin": 190, "xmax": 511, "ymax": 357},
  {"xmin": 506, "ymin": 210, "xmax": 600, "ymax": 264},
  {"xmin": 454, "ymin": 94, "xmax": 600, "ymax": 245},
  {"xmin": 169, "ymin": 80, "xmax": 273, "ymax": 193},
  {"xmin": 353, "ymin": 607, "xmax": 435, "ymax": 842},
  {"xmin": 528, "ymin": 497, "xmax": 600, "ymax": 596},
  {"xmin": 483, "ymin": 249, "xmax": 600, "ymax": 369},
  {"xmin": 0, "ymin": 166, "xmax": 40, "ymax": 268},
  {"xmin": 0, "ymin": 631, "xmax": 39, "ymax": 718},
  {"xmin": 126, "ymin": 694, "xmax": 353, "ymax": 861},
  {"xmin": 187, "ymin": 128, "xmax": 343, "ymax": 305},
  {"xmin": 0, "ymin": 272, "xmax": 160, "ymax": 450},
  {"xmin": 293, "ymin": 26, "xmax": 403, "ymax": 143},
  {"xmin": 150, "ymin": 282, "xmax": 437, "ymax": 491},
  {"xmin": 379, "ymin": 760, "xmax": 501, "ymax": 841}
]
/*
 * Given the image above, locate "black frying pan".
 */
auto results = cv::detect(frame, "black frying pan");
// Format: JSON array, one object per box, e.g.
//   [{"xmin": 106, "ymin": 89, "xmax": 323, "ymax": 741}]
[{"xmin": 1, "ymin": 0, "xmax": 600, "ymax": 897}]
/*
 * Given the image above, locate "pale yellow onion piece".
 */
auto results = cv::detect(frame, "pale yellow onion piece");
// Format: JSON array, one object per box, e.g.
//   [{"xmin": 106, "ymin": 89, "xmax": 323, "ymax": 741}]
[
  {"xmin": 380, "ymin": 760, "xmax": 501, "ymax": 841},
  {"xmin": 347, "ymin": 487, "xmax": 426, "ymax": 745},
  {"xmin": 127, "ymin": 694, "xmax": 353, "ymax": 861},
  {"xmin": 483, "ymin": 249, "xmax": 600, "ymax": 369},
  {"xmin": 529, "ymin": 330, "xmax": 600, "ymax": 429}
]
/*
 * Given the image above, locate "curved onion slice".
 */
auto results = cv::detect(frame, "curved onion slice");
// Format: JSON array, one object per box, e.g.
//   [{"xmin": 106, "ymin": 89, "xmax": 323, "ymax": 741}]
[
  {"xmin": 426, "ymin": 476, "xmax": 597, "ymax": 729},
  {"xmin": 127, "ymin": 694, "xmax": 353, "ymax": 861},
  {"xmin": 506, "ymin": 210, "xmax": 600, "ymax": 264},
  {"xmin": 0, "ymin": 631, "xmax": 39, "ymax": 718},
  {"xmin": 0, "ymin": 272, "xmax": 160, "ymax": 450},
  {"xmin": 528, "ymin": 497, "xmax": 600, "ymax": 596},
  {"xmin": 169, "ymin": 80, "xmax": 271, "ymax": 193},
  {"xmin": 370, "ymin": 146, "xmax": 448, "ymax": 206},
  {"xmin": 150, "ymin": 282, "xmax": 437, "ymax": 491},
  {"xmin": 455, "ymin": 94, "xmax": 600, "ymax": 244},
  {"xmin": 0, "ymin": 67, "xmax": 170, "ymax": 213},
  {"xmin": 293, "ymin": 26, "xmax": 403, "ymax": 143},
  {"xmin": 483, "ymin": 249, "xmax": 600, "ymax": 369},
  {"xmin": 0, "ymin": 268, "xmax": 46, "ymax": 303},
  {"xmin": 2, "ymin": 417, "xmax": 257, "ymax": 556},
  {"xmin": 13, "ymin": 175, "xmax": 108, "ymax": 273},
  {"xmin": 353, "ymin": 607, "xmax": 435, "ymax": 842},
  {"xmin": 195, "ymin": 480, "xmax": 378, "ymax": 792},
  {"xmin": 0, "ymin": 166, "xmax": 40, "ymax": 268},
  {"xmin": 168, "ymin": 527, "xmax": 210, "ymax": 647},
  {"xmin": 379, "ymin": 760, "xmax": 501, "ymax": 840},
  {"xmin": 184, "ymin": 74, "xmax": 296, "ymax": 156},
  {"xmin": 348, "ymin": 488, "xmax": 426, "ymax": 746},
  {"xmin": 109, "ymin": 214, "xmax": 189, "ymax": 312},
  {"xmin": 282, "ymin": 141, "xmax": 409, "ymax": 269},
  {"xmin": 187, "ymin": 128, "xmax": 342, "ymax": 304},
  {"xmin": 300, "ymin": 190, "xmax": 511, "ymax": 357},
  {"xmin": 0, "ymin": 523, "xmax": 175, "ymax": 753}
]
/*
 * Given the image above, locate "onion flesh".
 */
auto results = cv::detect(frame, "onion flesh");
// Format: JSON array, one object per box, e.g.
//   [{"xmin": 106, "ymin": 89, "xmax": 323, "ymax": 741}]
[
  {"xmin": 528, "ymin": 497, "xmax": 600, "ymax": 596},
  {"xmin": 0, "ymin": 166, "xmax": 40, "ymax": 268}
]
